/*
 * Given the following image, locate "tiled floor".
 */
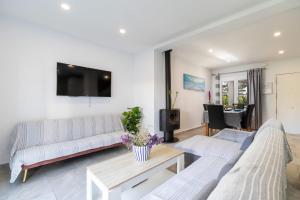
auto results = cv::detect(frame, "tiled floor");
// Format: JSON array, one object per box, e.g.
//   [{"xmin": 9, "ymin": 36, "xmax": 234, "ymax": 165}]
[
  {"xmin": 0, "ymin": 127, "xmax": 299, "ymax": 200},
  {"xmin": 0, "ymin": 147, "xmax": 129, "ymax": 200}
]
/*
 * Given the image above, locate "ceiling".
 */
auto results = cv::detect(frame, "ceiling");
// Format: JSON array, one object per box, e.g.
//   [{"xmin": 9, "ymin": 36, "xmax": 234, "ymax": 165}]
[
  {"xmin": 171, "ymin": 6, "xmax": 300, "ymax": 68},
  {"xmin": 0, "ymin": 0, "xmax": 272, "ymax": 53}
]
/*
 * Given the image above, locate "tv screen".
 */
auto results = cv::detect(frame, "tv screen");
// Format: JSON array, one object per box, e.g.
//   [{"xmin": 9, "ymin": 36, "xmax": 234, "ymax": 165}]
[{"xmin": 57, "ymin": 62, "xmax": 111, "ymax": 97}]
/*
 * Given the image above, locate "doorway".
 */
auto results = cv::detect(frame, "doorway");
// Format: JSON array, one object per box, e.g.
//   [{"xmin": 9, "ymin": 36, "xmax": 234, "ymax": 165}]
[{"xmin": 277, "ymin": 72, "xmax": 300, "ymax": 134}]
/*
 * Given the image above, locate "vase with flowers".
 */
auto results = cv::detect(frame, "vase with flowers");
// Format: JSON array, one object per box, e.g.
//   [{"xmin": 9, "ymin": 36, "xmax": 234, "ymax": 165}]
[{"xmin": 121, "ymin": 107, "xmax": 162, "ymax": 162}]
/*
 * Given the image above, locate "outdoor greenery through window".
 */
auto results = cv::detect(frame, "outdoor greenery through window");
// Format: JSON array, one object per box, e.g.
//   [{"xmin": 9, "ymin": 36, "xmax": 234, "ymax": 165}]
[
  {"xmin": 238, "ymin": 80, "xmax": 248, "ymax": 105},
  {"xmin": 222, "ymin": 81, "xmax": 234, "ymax": 106},
  {"xmin": 221, "ymin": 79, "xmax": 248, "ymax": 107},
  {"xmin": 222, "ymin": 82, "xmax": 229, "ymax": 106}
]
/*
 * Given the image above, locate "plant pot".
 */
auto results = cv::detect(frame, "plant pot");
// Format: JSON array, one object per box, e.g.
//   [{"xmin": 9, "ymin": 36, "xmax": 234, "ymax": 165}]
[{"xmin": 132, "ymin": 145, "xmax": 150, "ymax": 162}]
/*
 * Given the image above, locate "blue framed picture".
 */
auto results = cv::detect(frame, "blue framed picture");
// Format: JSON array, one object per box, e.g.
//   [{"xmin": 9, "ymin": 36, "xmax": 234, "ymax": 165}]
[{"xmin": 183, "ymin": 73, "xmax": 205, "ymax": 92}]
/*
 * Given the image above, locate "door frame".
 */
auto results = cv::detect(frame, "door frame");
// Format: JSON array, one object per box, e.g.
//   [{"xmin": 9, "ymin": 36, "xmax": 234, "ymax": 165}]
[{"xmin": 276, "ymin": 72, "xmax": 300, "ymax": 119}]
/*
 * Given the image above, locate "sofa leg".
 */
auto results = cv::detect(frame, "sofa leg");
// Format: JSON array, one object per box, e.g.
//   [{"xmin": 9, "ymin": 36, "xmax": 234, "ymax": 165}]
[{"xmin": 23, "ymin": 169, "xmax": 28, "ymax": 183}]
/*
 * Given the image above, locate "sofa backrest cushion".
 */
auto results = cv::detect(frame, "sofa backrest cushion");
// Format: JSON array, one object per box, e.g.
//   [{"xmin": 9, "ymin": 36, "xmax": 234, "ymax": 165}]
[
  {"xmin": 207, "ymin": 126, "xmax": 292, "ymax": 200},
  {"xmin": 256, "ymin": 119, "xmax": 285, "ymax": 135},
  {"xmin": 11, "ymin": 114, "xmax": 123, "ymax": 153},
  {"xmin": 256, "ymin": 119, "xmax": 292, "ymax": 163}
]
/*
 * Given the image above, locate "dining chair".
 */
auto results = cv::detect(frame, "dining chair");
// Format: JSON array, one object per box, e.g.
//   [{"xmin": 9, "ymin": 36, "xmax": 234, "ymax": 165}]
[
  {"xmin": 207, "ymin": 105, "xmax": 233, "ymax": 136},
  {"xmin": 241, "ymin": 104, "xmax": 255, "ymax": 131}
]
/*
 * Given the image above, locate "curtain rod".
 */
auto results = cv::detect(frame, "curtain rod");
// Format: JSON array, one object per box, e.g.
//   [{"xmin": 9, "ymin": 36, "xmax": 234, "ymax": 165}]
[{"xmin": 211, "ymin": 65, "xmax": 267, "ymax": 76}]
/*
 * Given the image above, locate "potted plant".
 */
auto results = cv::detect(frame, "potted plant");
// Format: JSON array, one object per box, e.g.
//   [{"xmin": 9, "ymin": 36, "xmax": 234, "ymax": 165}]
[
  {"xmin": 170, "ymin": 91, "xmax": 179, "ymax": 109},
  {"xmin": 121, "ymin": 106, "xmax": 142, "ymax": 135},
  {"xmin": 121, "ymin": 107, "xmax": 162, "ymax": 162}
]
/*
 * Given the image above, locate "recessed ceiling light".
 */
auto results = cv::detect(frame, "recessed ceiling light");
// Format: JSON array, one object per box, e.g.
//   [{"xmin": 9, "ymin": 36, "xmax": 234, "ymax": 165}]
[
  {"xmin": 273, "ymin": 32, "xmax": 281, "ymax": 37},
  {"xmin": 208, "ymin": 49, "xmax": 214, "ymax": 53},
  {"xmin": 61, "ymin": 3, "xmax": 71, "ymax": 11},
  {"xmin": 119, "ymin": 28, "xmax": 126, "ymax": 34},
  {"xmin": 278, "ymin": 50, "xmax": 285, "ymax": 55}
]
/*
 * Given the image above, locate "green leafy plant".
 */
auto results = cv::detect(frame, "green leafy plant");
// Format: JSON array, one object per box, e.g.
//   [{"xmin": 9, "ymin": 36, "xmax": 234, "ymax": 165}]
[
  {"xmin": 121, "ymin": 107, "xmax": 142, "ymax": 135},
  {"xmin": 238, "ymin": 96, "xmax": 247, "ymax": 105},
  {"xmin": 222, "ymin": 95, "xmax": 229, "ymax": 106},
  {"xmin": 169, "ymin": 90, "xmax": 179, "ymax": 109}
]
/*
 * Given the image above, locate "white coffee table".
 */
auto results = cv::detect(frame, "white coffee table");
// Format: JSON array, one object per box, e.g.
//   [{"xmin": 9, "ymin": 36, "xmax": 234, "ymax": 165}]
[{"xmin": 86, "ymin": 145, "xmax": 184, "ymax": 200}]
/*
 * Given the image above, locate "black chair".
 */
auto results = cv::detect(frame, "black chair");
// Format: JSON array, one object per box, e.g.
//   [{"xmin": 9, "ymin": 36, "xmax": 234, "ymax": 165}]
[
  {"xmin": 241, "ymin": 104, "xmax": 255, "ymax": 130},
  {"xmin": 207, "ymin": 105, "xmax": 233, "ymax": 136},
  {"xmin": 203, "ymin": 104, "xmax": 208, "ymax": 111}
]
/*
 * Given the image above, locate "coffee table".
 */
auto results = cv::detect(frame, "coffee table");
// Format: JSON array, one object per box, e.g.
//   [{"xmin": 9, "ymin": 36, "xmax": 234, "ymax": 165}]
[{"xmin": 86, "ymin": 145, "xmax": 184, "ymax": 200}]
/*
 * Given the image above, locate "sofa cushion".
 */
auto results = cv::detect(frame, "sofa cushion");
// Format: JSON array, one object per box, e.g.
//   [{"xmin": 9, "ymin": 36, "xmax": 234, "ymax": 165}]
[
  {"xmin": 239, "ymin": 131, "xmax": 257, "ymax": 151},
  {"xmin": 141, "ymin": 156, "xmax": 228, "ymax": 200},
  {"xmin": 207, "ymin": 127, "xmax": 292, "ymax": 200},
  {"xmin": 217, "ymin": 151, "xmax": 243, "ymax": 180},
  {"xmin": 143, "ymin": 179, "xmax": 217, "ymax": 200},
  {"xmin": 175, "ymin": 135, "xmax": 242, "ymax": 162},
  {"xmin": 213, "ymin": 128, "xmax": 252, "ymax": 143}
]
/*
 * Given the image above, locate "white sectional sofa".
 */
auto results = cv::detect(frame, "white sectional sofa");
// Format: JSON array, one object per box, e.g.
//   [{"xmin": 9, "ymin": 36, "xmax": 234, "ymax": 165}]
[
  {"xmin": 9, "ymin": 114, "xmax": 123, "ymax": 183},
  {"xmin": 142, "ymin": 119, "xmax": 293, "ymax": 200}
]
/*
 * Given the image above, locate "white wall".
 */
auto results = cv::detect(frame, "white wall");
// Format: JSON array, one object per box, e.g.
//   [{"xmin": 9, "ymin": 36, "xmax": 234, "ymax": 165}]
[
  {"xmin": 171, "ymin": 53, "xmax": 211, "ymax": 133},
  {"xmin": 261, "ymin": 58, "xmax": 300, "ymax": 123},
  {"xmin": 154, "ymin": 50, "xmax": 165, "ymax": 136},
  {"xmin": 132, "ymin": 49, "xmax": 155, "ymax": 131},
  {"xmin": 0, "ymin": 17, "xmax": 134, "ymax": 164},
  {"xmin": 212, "ymin": 58, "xmax": 300, "ymax": 122}
]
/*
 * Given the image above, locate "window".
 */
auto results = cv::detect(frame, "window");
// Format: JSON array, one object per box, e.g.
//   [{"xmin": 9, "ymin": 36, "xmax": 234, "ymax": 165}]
[
  {"xmin": 219, "ymin": 72, "xmax": 248, "ymax": 106},
  {"xmin": 222, "ymin": 81, "xmax": 234, "ymax": 106},
  {"xmin": 238, "ymin": 80, "xmax": 248, "ymax": 105}
]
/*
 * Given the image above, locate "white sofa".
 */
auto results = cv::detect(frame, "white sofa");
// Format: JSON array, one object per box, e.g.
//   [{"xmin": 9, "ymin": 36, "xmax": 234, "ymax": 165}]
[
  {"xmin": 142, "ymin": 119, "xmax": 293, "ymax": 200},
  {"xmin": 9, "ymin": 114, "xmax": 123, "ymax": 183}
]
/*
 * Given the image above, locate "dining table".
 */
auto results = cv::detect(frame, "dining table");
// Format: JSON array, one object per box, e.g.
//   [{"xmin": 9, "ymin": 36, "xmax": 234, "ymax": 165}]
[{"xmin": 203, "ymin": 109, "xmax": 246, "ymax": 136}]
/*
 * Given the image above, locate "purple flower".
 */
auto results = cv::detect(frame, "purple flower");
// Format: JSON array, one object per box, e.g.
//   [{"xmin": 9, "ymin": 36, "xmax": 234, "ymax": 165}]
[
  {"xmin": 121, "ymin": 134, "xmax": 131, "ymax": 145},
  {"xmin": 121, "ymin": 131, "xmax": 162, "ymax": 149},
  {"xmin": 147, "ymin": 134, "xmax": 162, "ymax": 149}
]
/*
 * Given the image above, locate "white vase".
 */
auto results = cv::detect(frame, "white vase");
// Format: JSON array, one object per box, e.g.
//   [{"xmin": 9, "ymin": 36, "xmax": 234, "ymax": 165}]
[{"xmin": 132, "ymin": 145, "xmax": 150, "ymax": 162}]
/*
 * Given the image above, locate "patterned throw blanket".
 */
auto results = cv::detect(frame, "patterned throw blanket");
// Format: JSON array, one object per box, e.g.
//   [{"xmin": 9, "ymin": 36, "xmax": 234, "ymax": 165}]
[
  {"xmin": 9, "ymin": 114, "xmax": 123, "ymax": 183},
  {"xmin": 208, "ymin": 125, "xmax": 293, "ymax": 200}
]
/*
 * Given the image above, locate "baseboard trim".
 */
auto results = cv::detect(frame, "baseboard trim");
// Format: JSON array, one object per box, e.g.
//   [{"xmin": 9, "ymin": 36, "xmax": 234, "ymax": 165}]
[{"xmin": 175, "ymin": 125, "xmax": 205, "ymax": 134}]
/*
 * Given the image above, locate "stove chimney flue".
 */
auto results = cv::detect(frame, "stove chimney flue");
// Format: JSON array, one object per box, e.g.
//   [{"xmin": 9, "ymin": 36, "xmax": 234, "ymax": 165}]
[{"xmin": 159, "ymin": 50, "xmax": 180, "ymax": 143}]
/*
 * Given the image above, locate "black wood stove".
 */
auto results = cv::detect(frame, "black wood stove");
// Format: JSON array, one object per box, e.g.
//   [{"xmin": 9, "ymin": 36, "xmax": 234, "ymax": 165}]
[{"xmin": 159, "ymin": 50, "xmax": 180, "ymax": 143}]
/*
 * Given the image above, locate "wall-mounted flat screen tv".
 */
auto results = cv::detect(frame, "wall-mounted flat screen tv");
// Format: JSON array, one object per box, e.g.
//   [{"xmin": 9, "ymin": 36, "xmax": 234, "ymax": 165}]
[{"xmin": 57, "ymin": 62, "xmax": 111, "ymax": 97}]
